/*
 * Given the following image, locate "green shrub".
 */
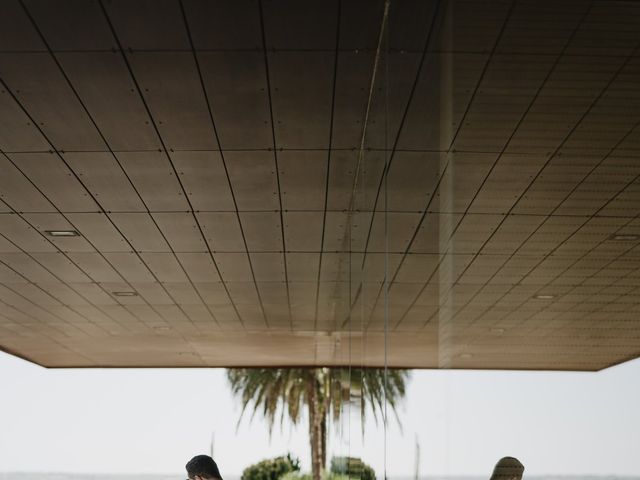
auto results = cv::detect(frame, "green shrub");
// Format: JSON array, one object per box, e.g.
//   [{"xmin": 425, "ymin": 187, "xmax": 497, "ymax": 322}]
[
  {"xmin": 281, "ymin": 472, "xmax": 313, "ymax": 480},
  {"xmin": 241, "ymin": 454, "xmax": 301, "ymax": 480},
  {"xmin": 329, "ymin": 457, "xmax": 375, "ymax": 480}
]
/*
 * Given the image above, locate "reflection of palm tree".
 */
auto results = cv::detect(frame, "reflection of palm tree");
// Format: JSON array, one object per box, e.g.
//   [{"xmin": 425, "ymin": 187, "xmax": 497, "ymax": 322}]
[{"xmin": 227, "ymin": 368, "xmax": 410, "ymax": 480}]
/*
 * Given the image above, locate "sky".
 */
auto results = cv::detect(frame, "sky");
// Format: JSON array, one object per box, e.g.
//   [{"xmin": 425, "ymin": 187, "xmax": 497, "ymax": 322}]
[{"xmin": 1, "ymin": 350, "xmax": 639, "ymax": 477}]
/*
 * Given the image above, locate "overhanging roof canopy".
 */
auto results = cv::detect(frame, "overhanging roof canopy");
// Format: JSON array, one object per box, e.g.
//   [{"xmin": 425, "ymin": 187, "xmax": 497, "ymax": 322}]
[{"xmin": 1, "ymin": 0, "xmax": 640, "ymax": 370}]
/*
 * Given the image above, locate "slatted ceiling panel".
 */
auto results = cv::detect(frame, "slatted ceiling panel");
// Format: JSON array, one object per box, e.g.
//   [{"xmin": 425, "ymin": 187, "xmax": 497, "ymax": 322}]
[
  {"xmin": 470, "ymin": 155, "xmax": 547, "ymax": 214},
  {"xmin": 139, "ymin": 253, "xmax": 189, "ymax": 283},
  {"xmin": 63, "ymin": 152, "xmax": 146, "ymax": 213},
  {"xmin": 323, "ymin": 211, "xmax": 373, "ymax": 252},
  {"xmin": 433, "ymin": 254, "xmax": 476, "ymax": 285},
  {"xmin": 318, "ymin": 253, "xmax": 346, "ymax": 282},
  {"xmin": 104, "ymin": 0, "xmax": 188, "ymax": 50},
  {"xmin": 23, "ymin": 213, "xmax": 95, "ymax": 253},
  {"xmin": 12, "ymin": 282, "xmax": 62, "ymax": 308},
  {"xmin": 0, "ymin": 285, "xmax": 48, "ymax": 318},
  {"xmin": 325, "ymin": 151, "xmax": 376, "ymax": 211},
  {"xmin": 431, "ymin": 153, "xmax": 497, "ymax": 213},
  {"xmin": 383, "ymin": 152, "xmax": 440, "ymax": 212},
  {"xmin": 286, "ymin": 253, "xmax": 319, "ymax": 282},
  {"xmin": 0, "ymin": 233, "xmax": 21, "ymax": 253},
  {"xmin": 116, "ymin": 151, "xmax": 188, "ymax": 211},
  {"xmin": 365, "ymin": 54, "xmax": 425, "ymax": 151},
  {"xmin": 38, "ymin": 282, "xmax": 90, "ymax": 307},
  {"xmin": 102, "ymin": 307, "xmax": 149, "ymax": 333},
  {"xmin": 57, "ymin": 52, "xmax": 160, "ymax": 151},
  {"xmin": 240, "ymin": 212, "xmax": 282, "ymax": 252},
  {"xmin": 0, "ymin": 154, "xmax": 54, "ymax": 212},
  {"xmin": 397, "ymin": 305, "xmax": 435, "ymax": 330},
  {"xmin": 209, "ymin": 304, "xmax": 241, "ymax": 330},
  {"xmin": 282, "ymin": 212, "xmax": 323, "ymax": 252},
  {"xmin": 129, "ymin": 282, "xmax": 173, "ymax": 305},
  {"xmin": 9, "ymin": 153, "xmax": 98, "ymax": 213},
  {"xmin": 481, "ymin": 215, "xmax": 546, "ymax": 255},
  {"xmin": 387, "ymin": 282, "xmax": 424, "ymax": 307},
  {"xmin": 398, "ymin": 54, "xmax": 487, "ymax": 152},
  {"xmin": 568, "ymin": 3, "xmax": 640, "ymax": 57},
  {"xmin": 0, "ymin": 53, "xmax": 105, "ymax": 151},
  {"xmin": 263, "ymin": 0, "xmax": 336, "ymax": 50},
  {"xmin": 1, "ymin": 0, "xmax": 639, "ymax": 369},
  {"xmin": 0, "ymin": 0, "xmax": 42, "ymax": 51},
  {"xmin": 0, "ymin": 93, "xmax": 50, "ymax": 152},
  {"xmin": 128, "ymin": 52, "xmax": 217, "ymax": 151},
  {"xmin": 395, "ymin": 254, "xmax": 441, "ymax": 283},
  {"xmin": 152, "ymin": 213, "xmax": 206, "ymax": 252},
  {"xmin": 0, "ymin": 214, "xmax": 54, "ymax": 252},
  {"xmin": 321, "ymin": 213, "xmax": 348, "ymax": 253},
  {"xmin": 64, "ymin": 213, "xmax": 127, "ymax": 252},
  {"xmin": 278, "ymin": 151, "xmax": 327, "ymax": 211},
  {"xmin": 224, "ymin": 151, "xmax": 278, "ymax": 211},
  {"xmin": 66, "ymin": 283, "xmax": 114, "ymax": 307},
  {"xmin": 367, "ymin": 212, "xmax": 422, "ymax": 253},
  {"xmin": 183, "ymin": 0, "xmax": 260, "ymax": 50},
  {"xmin": 460, "ymin": 255, "xmax": 510, "ymax": 283},
  {"xmin": 551, "ymin": 56, "xmax": 624, "ymax": 99},
  {"xmin": 362, "ymin": 253, "xmax": 403, "ymax": 284},
  {"xmin": 226, "ymin": 282, "xmax": 261, "ymax": 306},
  {"xmin": 250, "ymin": 253, "xmax": 285, "ymax": 283},
  {"xmin": 125, "ymin": 303, "xmax": 163, "ymax": 324},
  {"xmin": 102, "ymin": 252, "xmax": 154, "ymax": 283},
  {"xmin": 109, "ymin": 213, "xmax": 168, "ymax": 252},
  {"xmin": 601, "ymin": 181, "xmax": 640, "ymax": 217},
  {"xmin": 181, "ymin": 304, "xmax": 217, "ymax": 327},
  {"xmin": 155, "ymin": 304, "xmax": 197, "ymax": 327},
  {"xmin": 269, "ymin": 51, "xmax": 333, "ymax": 149},
  {"xmin": 169, "ymin": 151, "xmax": 234, "ymax": 212},
  {"xmin": 331, "ymin": 52, "xmax": 375, "ymax": 150},
  {"xmin": 507, "ymin": 120, "xmax": 575, "ymax": 156},
  {"xmin": 196, "ymin": 212, "xmax": 244, "ymax": 252},
  {"xmin": 164, "ymin": 282, "xmax": 204, "ymax": 305},
  {"xmin": 213, "ymin": 252, "xmax": 253, "ymax": 282},
  {"xmin": 410, "ymin": 213, "xmax": 461, "ymax": 253},
  {"xmin": 262, "ymin": 305, "xmax": 290, "ymax": 330},
  {"xmin": 67, "ymin": 253, "xmax": 123, "ymax": 283},
  {"xmin": 198, "ymin": 52, "xmax": 271, "ymax": 150},
  {"xmin": 0, "ymin": 262, "xmax": 29, "ymax": 283},
  {"xmin": 175, "ymin": 253, "xmax": 220, "ymax": 283},
  {"xmin": 497, "ymin": 1, "xmax": 584, "ymax": 55},
  {"xmin": 30, "ymin": 252, "xmax": 91, "ymax": 283},
  {"xmin": 435, "ymin": 0, "xmax": 509, "ymax": 54},
  {"xmin": 24, "ymin": 0, "xmax": 113, "ymax": 51}
]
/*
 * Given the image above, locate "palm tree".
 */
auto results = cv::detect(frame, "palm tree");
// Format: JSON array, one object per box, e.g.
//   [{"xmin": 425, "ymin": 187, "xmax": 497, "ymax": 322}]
[{"xmin": 226, "ymin": 368, "xmax": 410, "ymax": 480}]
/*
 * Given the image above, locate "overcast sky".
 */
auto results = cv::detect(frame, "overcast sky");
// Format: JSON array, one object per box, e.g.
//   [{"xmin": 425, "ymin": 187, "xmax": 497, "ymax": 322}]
[{"xmin": 1, "ymin": 350, "xmax": 639, "ymax": 477}]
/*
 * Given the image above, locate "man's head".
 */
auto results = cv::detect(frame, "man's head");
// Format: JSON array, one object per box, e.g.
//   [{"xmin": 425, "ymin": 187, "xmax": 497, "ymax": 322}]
[{"xmin": 186, "ymin": 455, "xmax": 222, "ymax": 480}]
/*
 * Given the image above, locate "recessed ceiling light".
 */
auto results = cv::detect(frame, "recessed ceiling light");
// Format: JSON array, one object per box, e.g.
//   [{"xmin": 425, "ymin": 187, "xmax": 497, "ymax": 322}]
[
  {"xmin": 112, "ymin": 291, "xmax": 138, "ymax": 297},
  {"xmin": 45, "ymin": 229, "xmax": 80, "ymax": 237},
  {"xmin": 153, "ymin": 325, "xmax": 171, "ymax": 331},
  {"xmin": 460, "ymin": 353, "xmax": 473, "ymax": 359},
  {"xmin": 609, "ymin": 234, "xmax": 639, "ymax": 241},
  {"xmin": 491, "ymin": 328, "xmax": 505, "ymax": 335},
  {"xmin": 534, "ymin": 294, "xmax": 556, "ymax": 300}
]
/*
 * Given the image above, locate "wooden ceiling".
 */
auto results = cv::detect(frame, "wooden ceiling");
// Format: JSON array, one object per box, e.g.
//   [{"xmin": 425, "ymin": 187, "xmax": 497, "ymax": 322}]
[{"xmin": 1, "ymin": 0, "xmax": 640, "ymax": 370}]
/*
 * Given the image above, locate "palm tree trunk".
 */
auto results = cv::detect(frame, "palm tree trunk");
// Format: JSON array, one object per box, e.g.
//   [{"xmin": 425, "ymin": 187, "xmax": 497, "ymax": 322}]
[
  {"xmin": 320, "ymin": 414, "xmax": 327, "ymax": 471},
  {"xmin": 308, "ymin": 374, "xmax": 325, "ymax": 480}
]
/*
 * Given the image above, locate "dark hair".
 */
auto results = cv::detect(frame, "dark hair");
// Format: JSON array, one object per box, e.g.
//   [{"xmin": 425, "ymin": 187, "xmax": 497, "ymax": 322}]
[{"xmin": 186, "ymin": 455, "xmax": 222, "ymax": 480}]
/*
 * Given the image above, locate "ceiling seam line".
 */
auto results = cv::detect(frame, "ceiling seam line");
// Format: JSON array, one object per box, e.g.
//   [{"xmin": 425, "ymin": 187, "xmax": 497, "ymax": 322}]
[
  {"xmin": 178, "ymin": 0, "xmax": 270, "ymax": 330},
  {"xmin": 257, "ymin": 0, "xmax": 294, "ymax": 332}
]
